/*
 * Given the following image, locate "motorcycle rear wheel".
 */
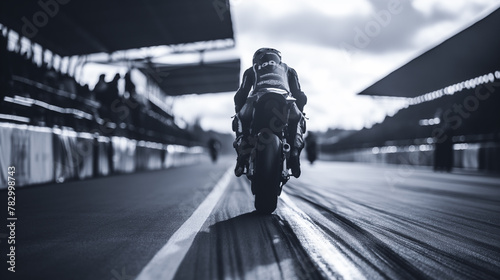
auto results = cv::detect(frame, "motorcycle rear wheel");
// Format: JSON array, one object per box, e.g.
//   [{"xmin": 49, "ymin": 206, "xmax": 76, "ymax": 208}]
[{"xmin": 253, "ymin": 133, "xmax": 281, "ymax": 214}]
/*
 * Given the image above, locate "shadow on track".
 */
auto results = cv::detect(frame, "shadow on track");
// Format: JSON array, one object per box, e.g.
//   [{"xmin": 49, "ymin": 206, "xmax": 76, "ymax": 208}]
[{"xmin": 174, "ymin": 211, "xmax": 324, "ymax": 280}]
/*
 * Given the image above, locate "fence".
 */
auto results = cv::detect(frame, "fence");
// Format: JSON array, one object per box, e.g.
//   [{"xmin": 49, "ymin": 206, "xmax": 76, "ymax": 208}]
[
  {"xmin": 0, "ymin": 122, "xmax": 206, "ymax": 188},
  {"xmin": 320, "ymin": 142, "xmax": 500, "ymax": 172}
]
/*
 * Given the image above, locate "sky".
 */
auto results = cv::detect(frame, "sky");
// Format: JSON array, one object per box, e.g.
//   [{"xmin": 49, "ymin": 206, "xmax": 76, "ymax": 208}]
[{"xmin": 169, "ymin": 0, "xmax": 500, "ymax": 133}]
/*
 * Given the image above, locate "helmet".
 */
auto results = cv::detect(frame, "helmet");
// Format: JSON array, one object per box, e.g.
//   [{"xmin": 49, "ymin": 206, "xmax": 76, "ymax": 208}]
[{"xmin": 253, "ymin": 48, "xmax": 281, "ymax": 65}]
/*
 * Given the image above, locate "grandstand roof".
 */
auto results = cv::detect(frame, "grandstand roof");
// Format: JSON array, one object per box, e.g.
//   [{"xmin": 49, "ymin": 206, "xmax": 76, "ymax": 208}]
[
  {"xmin": 139, "ymin": 59, "xmax": 241, "ymax": 95},
  {"xmin": 0, "ymin": 0, "xmax": 235, "ymax": 56},
  {"xmin": 358, "ymin": 7, "xmax": 500, "ymax": 98}
]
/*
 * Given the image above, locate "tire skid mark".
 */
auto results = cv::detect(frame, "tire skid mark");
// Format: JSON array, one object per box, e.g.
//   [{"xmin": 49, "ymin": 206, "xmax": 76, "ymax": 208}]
[
  {"xmin": 284, "ymin": 182, "xmax": 500, "ymax": 280},
  {"xmin": 286, "ymin": 192, "xmax": 428, "ymax": 280},
  {"xmin": 395, "ymin": 184, "xmax": 500, "ymax": 203},
  {"xmin": 366, "ymin": 223, "xmax": 500, "ymax": 279},
  {"xmin": 332, "ymin": 191, "xmax": 500, "ymax": 253},
  {"xmin": 278, "ymin": 192, "xmax": 367, "ymax": 280},
  {"xmin": 289, "ymin": 181, "xmax": 500, "ymax": 256},
  {"xmin": 319, "ymin": 187, "xmax": 500, "ymax": 260}
]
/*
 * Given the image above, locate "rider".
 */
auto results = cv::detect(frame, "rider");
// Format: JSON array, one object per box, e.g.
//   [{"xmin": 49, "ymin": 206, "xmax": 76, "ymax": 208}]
[{"xmin": 233, "ymin": 48, "xmax": 307, "ymax": 178}]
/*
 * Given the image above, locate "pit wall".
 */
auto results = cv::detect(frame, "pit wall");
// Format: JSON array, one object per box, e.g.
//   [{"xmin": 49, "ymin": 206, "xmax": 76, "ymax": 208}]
[
  {"xmin": 0, "ymin": 123, "xmax": 206, "ymax": 188},
  {"xmin": 320, "ymin": 143, "xmax": 500, "ymax": 172}
]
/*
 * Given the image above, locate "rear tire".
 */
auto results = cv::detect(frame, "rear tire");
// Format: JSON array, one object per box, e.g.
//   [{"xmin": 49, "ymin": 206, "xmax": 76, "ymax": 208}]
[
  {"xmin": 253, "ymin": 133, "xmax": 281, "ymax": 214},
  {"xmin": 254, "ymin": 192, "xmax": 278, "ymax": 215}
]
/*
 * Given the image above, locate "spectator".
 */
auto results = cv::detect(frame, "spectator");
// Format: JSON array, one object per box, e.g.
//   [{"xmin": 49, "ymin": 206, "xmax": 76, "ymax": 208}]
[
  {"xmin": 94, "ymin": 74, "xmax": 110, "ymax": 118},
  {"xmin": 108, "ymin": 73, "xmax": 121, "ymax": 100},
  {"xmin": 124, "ymin": 71, "xmax": 136, "ymax": 99},
  {"xmin": 0, "ymin": 30, "xmax": 11, "ymax": 105},
  {"xmin": 94, "ymin": 74, "xmax": 108, "ymax": 96}
]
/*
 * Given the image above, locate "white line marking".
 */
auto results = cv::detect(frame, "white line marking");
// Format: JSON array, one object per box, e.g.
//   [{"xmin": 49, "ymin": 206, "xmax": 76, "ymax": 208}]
[
  {"xmin": 279, "ymin": 192, "xmax": 366, "ymax": 280},
  {"xmin": 136, "ymin": 168, "xmax": 233, "ymax": 280}
]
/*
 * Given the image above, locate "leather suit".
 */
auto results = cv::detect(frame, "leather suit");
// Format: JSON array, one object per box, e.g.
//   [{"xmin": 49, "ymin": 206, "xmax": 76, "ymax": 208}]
[{"xmin": 233, "ymin": 53, "xmax": 307, "ymax": 171}]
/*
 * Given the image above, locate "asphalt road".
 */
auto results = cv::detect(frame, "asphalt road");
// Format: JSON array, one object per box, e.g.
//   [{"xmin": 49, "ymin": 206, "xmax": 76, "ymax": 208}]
[{"xmin": 1, "ymin": 156, "xmax": 500, "ymax": 280}]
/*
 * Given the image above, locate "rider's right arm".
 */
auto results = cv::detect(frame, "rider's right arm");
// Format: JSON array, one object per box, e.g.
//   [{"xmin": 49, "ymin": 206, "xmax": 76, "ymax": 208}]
[{"xmin": 234, "ymin": 67, "xmax": 255, "ymax": 113}]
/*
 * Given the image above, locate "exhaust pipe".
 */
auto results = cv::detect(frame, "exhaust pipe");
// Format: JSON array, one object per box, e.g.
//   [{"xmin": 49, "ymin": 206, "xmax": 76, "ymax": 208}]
[{"xmin": 283, "ymin": 143, "xmax": 291, "ymax": 153}]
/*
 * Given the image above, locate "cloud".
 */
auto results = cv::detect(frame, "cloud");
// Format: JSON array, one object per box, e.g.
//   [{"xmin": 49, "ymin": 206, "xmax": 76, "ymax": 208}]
[
  {"xmin": 233, "ymin": 0, "xmax": 499, "ymax": 56},
  {"xmin": 172, "ymin": 0, "xmax": 500, "ymax": 133},
  {"xmin": 412, "ymin": 0, "xmax": 497, "ymax": 18},
  {"xmin": 234, "ymin": 0, "xmax": 416, "ymax": 54}
]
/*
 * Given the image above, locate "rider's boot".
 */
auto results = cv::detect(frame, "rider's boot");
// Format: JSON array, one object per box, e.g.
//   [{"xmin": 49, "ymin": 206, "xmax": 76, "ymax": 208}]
[
  {"xmin": 234, "ymin": 159, "xmax": 245, "ymax": 177},
  {"xmin": 233, "ymin": 134, "xmax": 251, "ymax": 177},
  {"xmin": 233, "ymin": 116, "xmax": 246, "ymax": 177},
  {"xmin": 289, "ymin": 148, "xmax": 302, "ymax": 178},
  {"xmin": 289, "ymin": 119, "xmax": 305, "ymax": 178}
]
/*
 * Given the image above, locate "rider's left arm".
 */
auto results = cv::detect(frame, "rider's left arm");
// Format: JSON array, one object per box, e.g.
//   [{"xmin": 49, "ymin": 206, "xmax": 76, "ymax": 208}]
[{"xmin": 234, "ymin": 67, "xmax": 255, "ymax": 113}]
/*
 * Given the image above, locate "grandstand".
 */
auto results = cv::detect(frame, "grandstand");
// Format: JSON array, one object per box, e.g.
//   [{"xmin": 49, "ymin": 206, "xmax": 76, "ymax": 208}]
[
  {"xmin": 322, "ymin": 7, "xmax": 500, "ymax": 173},
  {"xmin": 0, "ymin": 0, "xmax": 240, "ymax": 187}
]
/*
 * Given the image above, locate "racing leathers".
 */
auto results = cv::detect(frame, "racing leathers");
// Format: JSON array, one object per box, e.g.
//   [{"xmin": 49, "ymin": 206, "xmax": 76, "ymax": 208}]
[{"xmin": 233, "ymin": 58, "xmax": 307, "ymax": 178}]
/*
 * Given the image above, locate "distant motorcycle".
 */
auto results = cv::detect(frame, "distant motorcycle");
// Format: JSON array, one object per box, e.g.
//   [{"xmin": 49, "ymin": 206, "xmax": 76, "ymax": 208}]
[
  {"xmin": 207, "ymin": 138, "xmax": 220, "ymax": 163},
  {"xmin": 243, "ymin": 89, "xmax": 301, "ymax": 214},
  {"xmin": 305, "ymin": 132, "xmax": 318, "ymax": 164}
]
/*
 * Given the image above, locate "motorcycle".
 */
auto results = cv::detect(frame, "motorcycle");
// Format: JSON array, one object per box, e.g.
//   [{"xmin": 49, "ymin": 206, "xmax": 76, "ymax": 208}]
[
  {"xmin": 207, "ymin": 138, "xmax": 220, "ymax": 163},
  {"xmin": 241, "ymin": 88, "xmax": 300, "ymax": 214}
]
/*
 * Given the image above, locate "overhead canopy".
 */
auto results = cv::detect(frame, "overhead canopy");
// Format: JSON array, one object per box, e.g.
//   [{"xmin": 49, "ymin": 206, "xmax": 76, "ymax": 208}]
[
  {"xmin": 325, "ymin": 85, "xmax": 500, "ymax": 152},
  {"xmin": 0, "ymin": 0, "xmax": 234, "ymax": 56},
  {"xmin": 139, "ymin": 59, "xmax": 241, "ymax": 96},
  {"xmin": 358, "ymin": 7, "xmax": 500, "ymax": 97}
]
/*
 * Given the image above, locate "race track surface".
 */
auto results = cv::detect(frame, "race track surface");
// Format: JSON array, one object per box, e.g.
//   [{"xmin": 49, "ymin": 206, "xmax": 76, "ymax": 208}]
[{"xmin": 2, "ymin": 157, "xmax": 499, "ymax": 279}]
